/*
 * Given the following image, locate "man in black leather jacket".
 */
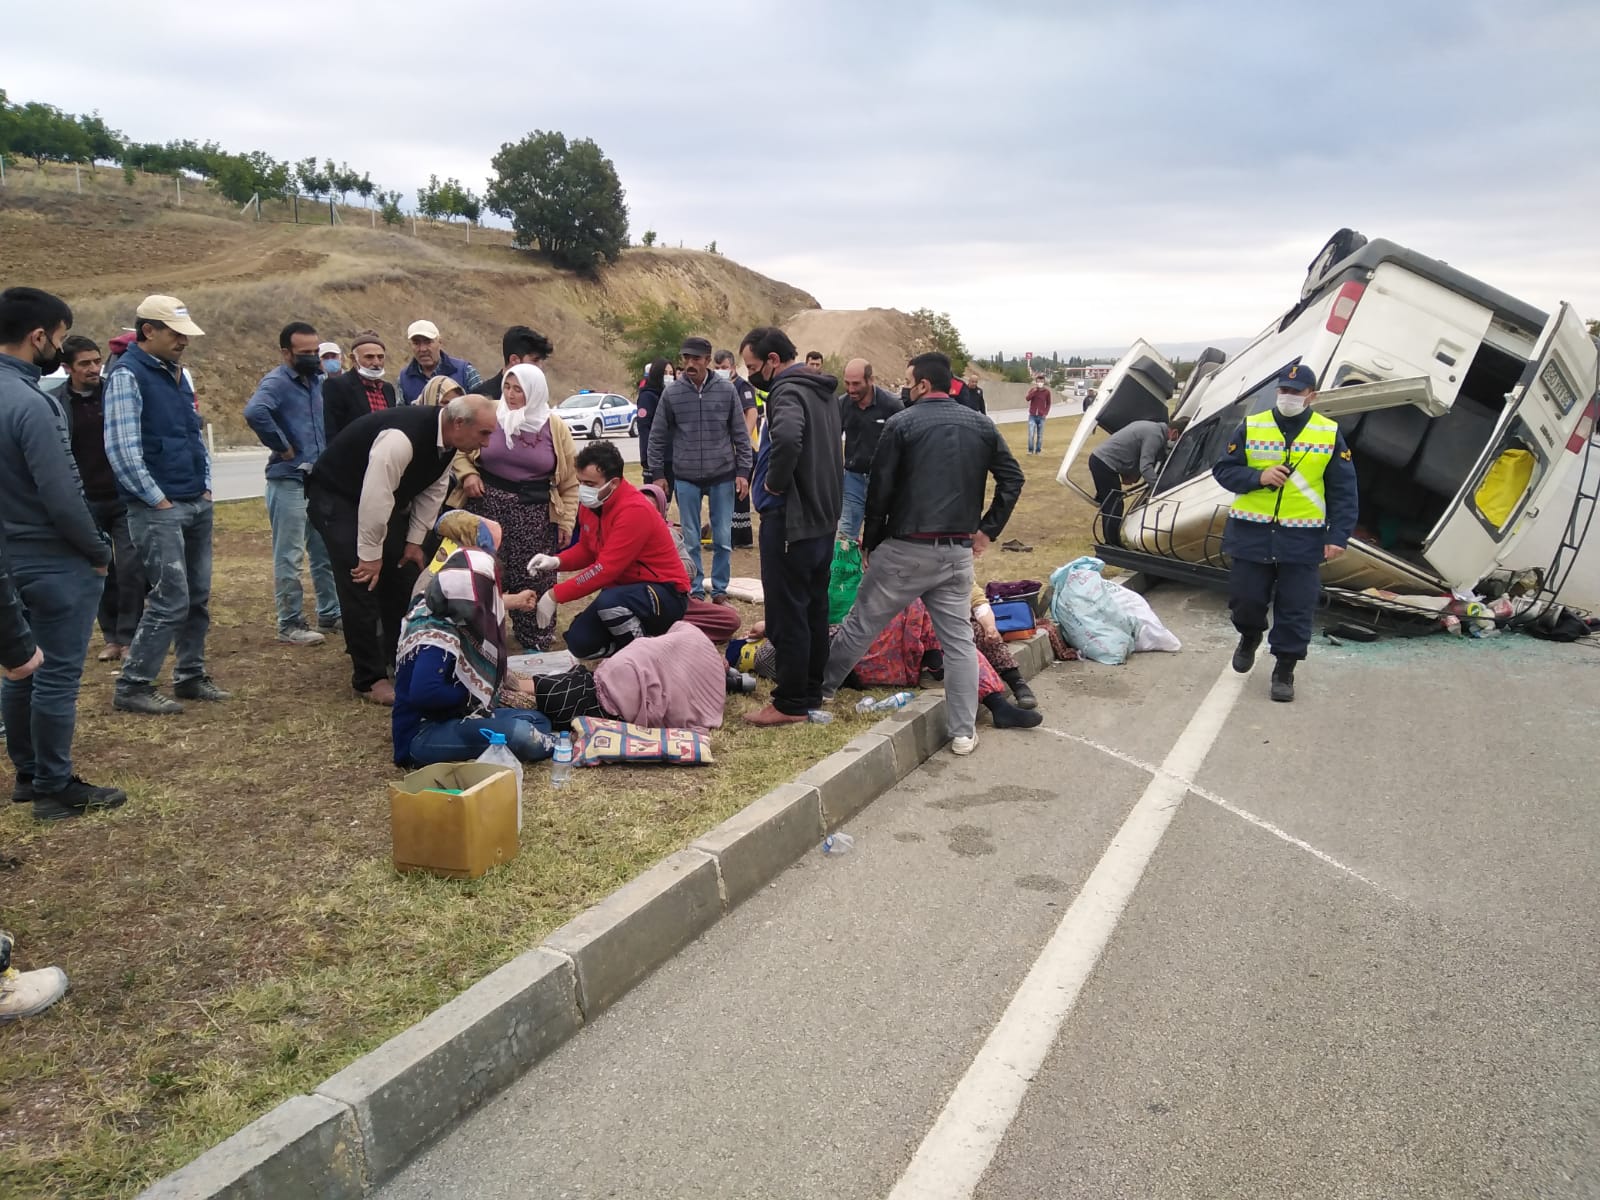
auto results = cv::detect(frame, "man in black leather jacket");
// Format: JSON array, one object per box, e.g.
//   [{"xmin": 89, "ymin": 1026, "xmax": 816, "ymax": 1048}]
[{"xmin": 823, "ymin": 351, "xmax": 1024, "ymax": 756}]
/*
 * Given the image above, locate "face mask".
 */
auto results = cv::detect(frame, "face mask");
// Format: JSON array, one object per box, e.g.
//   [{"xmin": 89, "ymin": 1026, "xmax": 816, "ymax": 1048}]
[
  {"xmin": 33, "ymin": 336, "xmax": 62, "ymax": 374},
  {"xmin": 715, "ymin": 368, "xmax": 732, "ymax": 381},
  {"xmin": 292, "ymin": 354, "xmax": 322, "ymax": 376},
  {"xmin": 1274, "ymin": 392, "xmax": 1307, "ymax": 418},
  {"xmin": 357, "ymin": 365, "xmax": 385, "ymax": 380},
  {"xmin": 322, "ymin": 359, "xmax": 341, "ymax": 374},
  {"xmin": 578, "ymin": 481, "xmax": 611, "ymax": 509}
]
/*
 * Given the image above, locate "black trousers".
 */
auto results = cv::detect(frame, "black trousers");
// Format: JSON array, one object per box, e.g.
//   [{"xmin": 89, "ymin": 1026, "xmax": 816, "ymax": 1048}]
[
  {"xmin": 89, "ymin": 498, "xmax": 145, "ymax": 645},
  {"xmin": 563, "ymin": 582, "xmax": 687, "ymax": 660},
  {"xmin": 1228, "ymin": 558, "xmax": 1320, "ymax": 660},
  {"xmin": 307, "ymin": 487, "xmax": 419, "ymax": 691},
  {"xmin": 1087, "ymin": 453, "xmax": 1126, "ymax": 546},
  {"xmin": 758, "ymin": 509, "xmax": 832, "ymax": 716}
]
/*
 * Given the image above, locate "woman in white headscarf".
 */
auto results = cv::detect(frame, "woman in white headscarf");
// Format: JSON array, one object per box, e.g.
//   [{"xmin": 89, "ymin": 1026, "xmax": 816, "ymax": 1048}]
[{"xmin": 455, "ymin": 363, "xmax": 579, "ymax": 649}]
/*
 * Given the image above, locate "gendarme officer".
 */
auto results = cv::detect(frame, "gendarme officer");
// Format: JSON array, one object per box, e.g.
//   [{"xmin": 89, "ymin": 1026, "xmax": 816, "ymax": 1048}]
[{"xmin": 1211, "ymin": 363, "xmax": 1357, "ymax": 702}]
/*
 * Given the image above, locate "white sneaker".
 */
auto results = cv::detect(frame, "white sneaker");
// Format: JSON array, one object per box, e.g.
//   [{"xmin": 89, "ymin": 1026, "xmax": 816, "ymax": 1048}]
[
  {"xmin": 951, "ymin": 734, "xmax": 978, "ymax": 757},
  {"xmin": 0, "ymin": 964, "xmax": 69, "ymax": 1022},
  {"xmin": 277, "ymin": 627, "xmax": 326, "ymax": 646}
]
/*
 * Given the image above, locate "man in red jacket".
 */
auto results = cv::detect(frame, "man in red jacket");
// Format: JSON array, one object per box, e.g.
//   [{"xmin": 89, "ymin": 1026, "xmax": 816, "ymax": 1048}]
[{"xmin": 530, "ymin": 441, "xmax": 690, "ymax": 659}]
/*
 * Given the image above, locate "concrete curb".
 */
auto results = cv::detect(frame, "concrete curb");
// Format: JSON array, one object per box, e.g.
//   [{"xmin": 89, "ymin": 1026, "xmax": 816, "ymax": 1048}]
[{"xmin": 139, "ymin": 630, "xmax": 1056, "ymax": 1199}]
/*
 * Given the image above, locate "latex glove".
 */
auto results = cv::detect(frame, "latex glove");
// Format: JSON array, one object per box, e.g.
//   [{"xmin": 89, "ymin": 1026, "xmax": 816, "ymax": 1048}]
[
  {"xmin": 535, "ymin": 590, "xmax": 558, "ymax": 626},
  {"xmin": 527, "ymin": 553, "xmax": 562, "ymax": 573}
]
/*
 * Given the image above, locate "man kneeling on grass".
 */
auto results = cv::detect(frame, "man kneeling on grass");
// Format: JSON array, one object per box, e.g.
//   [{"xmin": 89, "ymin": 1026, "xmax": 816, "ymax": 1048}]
[{"xmin": 526, "ymin": 441, "xmax": 690, "ymax": 661}]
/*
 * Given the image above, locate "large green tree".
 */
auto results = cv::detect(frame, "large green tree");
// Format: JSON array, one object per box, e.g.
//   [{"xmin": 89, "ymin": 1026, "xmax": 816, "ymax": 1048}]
[
  {"xmin": 911, "ymin": 309, "xmax": 971, "ymax": 375},
  {"xmin": 486, "ymin": 130, "xmax": 628, "ymax": 272}
]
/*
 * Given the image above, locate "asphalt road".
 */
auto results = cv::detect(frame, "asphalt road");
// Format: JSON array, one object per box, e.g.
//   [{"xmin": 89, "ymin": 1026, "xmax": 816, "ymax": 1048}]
[
  {"xmin": 377, "ymin": 588, "xmax": 1600, "ymax": 1199},
  {"xmin": 210, "ymin": 407, "xmax": 1073, "ymax": 503}
]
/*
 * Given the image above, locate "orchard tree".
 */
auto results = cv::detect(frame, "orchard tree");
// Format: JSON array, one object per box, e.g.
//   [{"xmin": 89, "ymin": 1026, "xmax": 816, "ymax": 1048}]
[
  {"xmin": 295, "ymin": 156, "xmax": 327, "ymax": 198},
  {"xmin": 356, "ymin": 171, "xmax": 375, "ymax": 207},
  {"xmin": 486, "ymin": 129, "xmax": 628, "ymax": 272},
  {"xmin": 380, "ymin": 190, "xmax": 405, "ymax": 227},
  {"xmin": 641, "ymin": 229, "xmax": 657, "ymax": 247}
]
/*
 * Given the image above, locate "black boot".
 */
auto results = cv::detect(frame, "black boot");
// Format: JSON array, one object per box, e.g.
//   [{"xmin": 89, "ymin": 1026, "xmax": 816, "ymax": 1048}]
[
  {"xmin": 983, "ymin": 693, "xmax": 1043, "ymax": 729},
  {"xmin": 1232, "ymin": 632, "xmax": 1262, "ymax": 674},
  {"xmin": 999, "ymin": 667, "xmax": 1037, "ymax": 710},
  {"xmin": 1270, "ymin": 656, "xmax": 1296, "ymax": 702}
]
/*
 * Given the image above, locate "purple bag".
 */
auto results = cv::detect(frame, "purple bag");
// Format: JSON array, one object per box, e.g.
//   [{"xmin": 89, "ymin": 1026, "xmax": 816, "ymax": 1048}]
[{"xmin": 985, "ymin": 579, "xmax": 1042, "ymax": 604}]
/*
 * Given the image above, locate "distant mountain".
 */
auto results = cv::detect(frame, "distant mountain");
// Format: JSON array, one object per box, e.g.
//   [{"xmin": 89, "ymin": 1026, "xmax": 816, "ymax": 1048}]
[{"xmin": 1061, "ymin": 336, "xmax": 1256, "ymax": 362}]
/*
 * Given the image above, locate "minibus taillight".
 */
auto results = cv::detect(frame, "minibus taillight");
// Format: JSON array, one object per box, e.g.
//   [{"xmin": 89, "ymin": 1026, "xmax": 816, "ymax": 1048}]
[{"xmin": 1325, "ymin": 281, "xmax": 1365, "ymax": 335}]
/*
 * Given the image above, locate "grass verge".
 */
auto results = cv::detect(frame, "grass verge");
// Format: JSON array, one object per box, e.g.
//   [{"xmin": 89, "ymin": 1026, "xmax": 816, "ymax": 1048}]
[{"xmin": 0, "ymin": 426, "xmax": 1092, "ymax": 1198}]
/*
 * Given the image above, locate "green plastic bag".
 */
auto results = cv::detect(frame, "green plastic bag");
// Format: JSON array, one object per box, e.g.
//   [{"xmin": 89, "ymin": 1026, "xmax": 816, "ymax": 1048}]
[{"xmin": 828, "ymin": 540, "xmax": 863, "ymax": 624}]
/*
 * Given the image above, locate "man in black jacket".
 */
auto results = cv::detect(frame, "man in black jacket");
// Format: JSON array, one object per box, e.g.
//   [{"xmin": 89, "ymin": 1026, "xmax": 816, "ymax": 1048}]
[
  {"xmin": 470, "ymin": 325, "xmax": 553, "ymax": 400},
  {"xmin": 823, "ymin": 352, "xmax": 1024, "ymax": 756},
  {"xmin": 741, "ymin": 326, "xmax": 843, "ymax": 726},
  {"xmin": 837, "ymin": 357, "xmax": 902, "ymax": 541},
  {"xmin": 322, "ymin": 330, "xmax": 395, "ymax": 442}
]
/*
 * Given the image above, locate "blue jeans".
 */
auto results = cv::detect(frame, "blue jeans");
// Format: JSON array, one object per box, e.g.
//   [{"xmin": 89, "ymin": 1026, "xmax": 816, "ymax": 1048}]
[
  {"xmin": 405, "ymin": 708, "xmax": 554, "ymax": 766},
  {"xmin": 564, "ymin": 583, "xmax": 689, "ymax": 660},
  {"xmin": 838, "ymin": 470, "xmax": 869, "ymax": 541},
  {"xmin": 674, "ymin": 479, "xmax": 734, "ymax": 597},
  {"xmin": 265, "ymin": 476, "xmax": 340, "ymax": 633},
  {"xmin": 1027, "ymin": 414, "xmax": 1046, "ymax": 454},
  {"xmin": 119, "ymin": 497, "xmax": 213, "ymax": 693},
  {"xmin": 2, "ymin": 551, "xmax": 100, "ymax": 792}
]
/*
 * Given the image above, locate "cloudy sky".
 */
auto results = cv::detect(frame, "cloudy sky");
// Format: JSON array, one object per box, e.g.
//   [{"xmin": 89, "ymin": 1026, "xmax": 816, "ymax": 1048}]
[{"xmin": 8, "ymin": 0, "xmax": 1599, "ymax": 354}]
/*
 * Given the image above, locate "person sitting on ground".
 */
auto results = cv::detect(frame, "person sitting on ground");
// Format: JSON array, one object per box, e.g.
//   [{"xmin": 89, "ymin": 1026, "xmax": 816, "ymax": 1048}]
[
  {"xmin": 970, "ymin": 584, "xmax": 1037, "ymax": 709},
  {"xmin": 527, "ymin": 441, "xmax": 689, "ymax": 660},
  {"xmin": 744, "ymin": 601, "xmax": 1041, "ymax": 729},
  {"xmin": 524, "ymin": 621, "xmax": 727, "ymax": 732},
  {"xmin": 638, "ymin": 482, "xmax": 742, "ymax": 644},
  {"xmin": 391, "ymin": 542, "xmax": 552, "ymax": 767},
  {"xmin": 453, "ymin": 364, "xmax": 578, "ymax": 651}
]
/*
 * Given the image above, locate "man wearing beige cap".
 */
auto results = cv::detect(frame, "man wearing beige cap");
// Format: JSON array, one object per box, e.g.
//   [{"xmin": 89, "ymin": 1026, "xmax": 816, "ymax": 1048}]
[
  {"xmin": 396, "ymin": 319, "xmax": 480, "ymax": 404},
  {"xmin": 105, "ymin": 295, "xmax": 229, "ymax": 715},
  {"xmin": 318, "ymin": 342, "xmax": 343, "ymax": 377}
]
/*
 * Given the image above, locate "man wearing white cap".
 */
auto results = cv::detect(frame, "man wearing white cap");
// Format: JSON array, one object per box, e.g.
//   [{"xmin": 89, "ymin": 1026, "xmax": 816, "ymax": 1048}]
[
  {"xmin": 104, "ymin": 295, "xmax": 229, "ymax": 715},
  {"xmin": 318, "ymin": 342, "xmax": 343, "ymax": 377},
  {"xmin": 396, "ymin": 319, "xmax": 480, "ymax": 404}
]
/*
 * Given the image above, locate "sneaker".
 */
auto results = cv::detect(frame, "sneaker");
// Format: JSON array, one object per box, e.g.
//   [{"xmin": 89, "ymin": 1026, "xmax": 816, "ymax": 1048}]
[
  {"xmin": 174, "ymin": 676, "xmax": 231, "ymax": 702},
  {"xmin": 31, "ymin": 776, "xmax": 128, "ymax": 822},
  {"xmin": 1270, "ymin": 658, "xmax": 1296, "ymax": 703},
  {"xmin": 1231, "ymin": 632, "xmax": 1262, "ymax": 674},
  {"xmin": 114, "ymin": 688, "xmax": 185, "ymax": 715},
  {"xmin": 11, "ymin": 776, "xmax": 33, "ymax": 804},
  {"xmin": 318, "ymin": 617, "xmax": 343, "ymax": 633},
  {"xmin": 0, "ymin": 951, "xmax": 68, "ymax": 1023},
  {"xmin": 277, "ymin": 627, "xmax": 326, "ymax": 646},
  {"xmin": 952, "ymin": 734, "xmax": 979, "ymax": 757}
]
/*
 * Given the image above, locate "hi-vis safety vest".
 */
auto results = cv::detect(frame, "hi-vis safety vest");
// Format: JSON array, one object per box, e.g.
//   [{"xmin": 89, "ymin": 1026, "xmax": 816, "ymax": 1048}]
[{"xmin": 1229, "ymin": 410, "xmax": 1339, "ymax": 528}]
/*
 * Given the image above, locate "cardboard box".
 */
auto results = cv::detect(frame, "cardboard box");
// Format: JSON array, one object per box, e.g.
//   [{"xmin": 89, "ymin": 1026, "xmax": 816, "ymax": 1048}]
[{"xmin": 389, "ymin": 762, "xmax": 519, "ymax": 879}]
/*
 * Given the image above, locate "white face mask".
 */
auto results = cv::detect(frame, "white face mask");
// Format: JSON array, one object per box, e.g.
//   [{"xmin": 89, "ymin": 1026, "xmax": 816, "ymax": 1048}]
[
  {"xmin": 715, "ymin": 368, "xmax": 732, "ymax": 381},
  {"xmin": 357, "ymin": 366, "xmax": 385, "ymax": 380},
  {"xmin": 1274, "ymin": 392, "xmax": 1307, "ymax": 418},
  {"xmin": 578, "ymin": 482, "xmax": 610, "ymax": 509}
]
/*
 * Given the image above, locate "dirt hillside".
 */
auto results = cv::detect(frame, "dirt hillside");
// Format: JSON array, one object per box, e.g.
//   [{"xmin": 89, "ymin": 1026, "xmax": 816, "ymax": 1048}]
[
  {"xmin": 784, "ymin": 307, "xmax": 937, "ymax": 375},
  {"xmin": 1, "ymin": 176, "xmax": 827, "ymax": 443}
]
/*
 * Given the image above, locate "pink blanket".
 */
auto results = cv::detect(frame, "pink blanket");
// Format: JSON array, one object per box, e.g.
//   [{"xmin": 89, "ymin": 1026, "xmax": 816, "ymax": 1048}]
[{"xmin": 594, "ymin": 622, "xmax": 726, "ymax": 732}]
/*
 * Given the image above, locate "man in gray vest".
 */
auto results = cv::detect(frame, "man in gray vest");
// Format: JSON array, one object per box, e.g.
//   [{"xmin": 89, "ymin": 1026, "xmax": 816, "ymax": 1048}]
[{"xmin": 105, "ymin": 295, "xmax": 225, "ymax": 717}]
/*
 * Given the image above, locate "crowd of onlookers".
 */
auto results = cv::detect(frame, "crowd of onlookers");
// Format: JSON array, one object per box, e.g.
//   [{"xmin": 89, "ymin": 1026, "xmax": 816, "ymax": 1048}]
[{"xmin": 0, "ymin": 282, "xmax": 1041, "ymax": 1021}]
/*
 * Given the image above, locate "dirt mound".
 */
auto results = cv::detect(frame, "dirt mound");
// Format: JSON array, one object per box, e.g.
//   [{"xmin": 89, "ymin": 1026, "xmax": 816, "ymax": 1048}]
[
  {"xmin": 1, "ymin": 185, "xmax": 819, "ymax": 443},
  {"xmin": 782, "ymin": 307, "xmax": 935, "ymax": 373}
]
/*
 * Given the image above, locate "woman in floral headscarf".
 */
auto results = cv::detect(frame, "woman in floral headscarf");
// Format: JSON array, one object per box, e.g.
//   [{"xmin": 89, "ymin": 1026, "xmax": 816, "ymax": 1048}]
[
  {"xmin": 391, "ymin": 545, "xmax": 553, "ymax": 767},
  {"xmin": 452, "ymin": 363, "xmax": 578, "ymax": 651}
]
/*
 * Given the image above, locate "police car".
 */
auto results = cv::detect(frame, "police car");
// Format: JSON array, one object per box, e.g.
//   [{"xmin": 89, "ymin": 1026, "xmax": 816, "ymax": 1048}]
[{"xmin": 555, "ymin": 391, "xmax": 638, "ymax": 440}]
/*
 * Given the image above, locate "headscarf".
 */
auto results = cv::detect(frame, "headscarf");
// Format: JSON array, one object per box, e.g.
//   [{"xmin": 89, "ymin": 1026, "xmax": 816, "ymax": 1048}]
[
  {"xmin": 498, "ymin": 362, "xmax": 551, "ymax": 447},
  {"xmin": 419, "ymin": 375, "xmax": 465, "ymax": 407},
  {"xmin": 395, "ymin": 547, "xmax": 508, "ymax": 713}
]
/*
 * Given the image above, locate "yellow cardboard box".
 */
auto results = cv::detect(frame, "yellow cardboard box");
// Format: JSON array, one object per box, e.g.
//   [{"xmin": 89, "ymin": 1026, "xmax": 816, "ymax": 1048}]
[{"xmin": 389, "ymin": 762, "xmax": 518, "ymax": 879}]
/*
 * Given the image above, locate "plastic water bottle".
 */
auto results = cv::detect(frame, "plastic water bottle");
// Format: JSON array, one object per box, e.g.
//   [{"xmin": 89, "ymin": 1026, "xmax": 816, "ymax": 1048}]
[
  {"xmin": 821, "ymin": 831, "xmax": 855, "ymax": 856},
  {"xmin": 477, "ymin": 729, "xmax": 525, "ymax": 832},
  {"xmin": 855, "ymin": 691, "xmax": 915, "ymax": 714},
  {"xmin": 550, "ymin": 732, "xmax": 574, "ymax": 788},
  {"xmin": 806, "ymin": 709, "xmax": 834, "ymax": 724}
]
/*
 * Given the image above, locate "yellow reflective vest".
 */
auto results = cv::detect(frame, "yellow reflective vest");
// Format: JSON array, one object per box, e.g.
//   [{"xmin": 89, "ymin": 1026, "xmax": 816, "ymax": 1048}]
[{"xmin": 1228, "ymin": 410, "xmax": 1339, "ymax": 528}]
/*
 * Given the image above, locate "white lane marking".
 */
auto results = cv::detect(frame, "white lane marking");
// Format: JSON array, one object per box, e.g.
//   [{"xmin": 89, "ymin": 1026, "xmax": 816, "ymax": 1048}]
[
  {"xmin": 1039, "ymin": 727, "xmax": 1396, "ymax": 899},
  {"xmin": 887, "ymin": 664, "xmax": 1249, "ymax": 1200}
]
